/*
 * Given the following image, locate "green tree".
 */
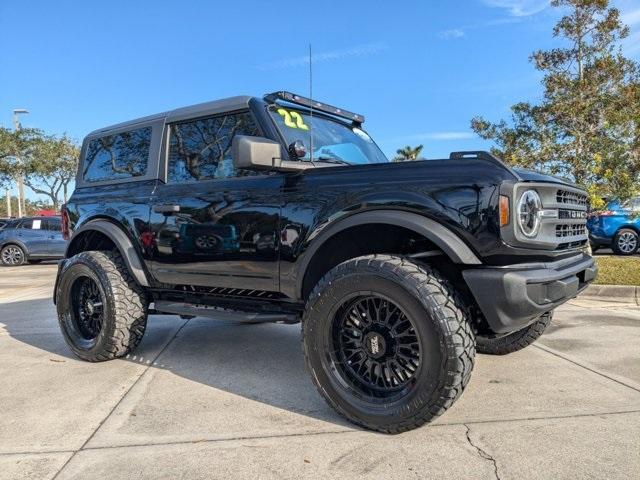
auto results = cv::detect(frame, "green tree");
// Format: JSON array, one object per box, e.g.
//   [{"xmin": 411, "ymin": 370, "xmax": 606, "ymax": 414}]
[
  {"xmin": 0, "ymin": 128, "xmax": 79, "ymax": 211},
  {"xmin": 471, "ymin": 0, "xmax": 640, "ymax": 208},
  {"xmin": 393, "ymin": 145, "xmax": 424, "ymax": 162},
  {"xmin": 0, "ymin": 196, "xmax": 55, "ymax": 217},
  {"xmin": 23, "ymin": 134, "xmax": 79, "ymax": 210},
  {"xmin": 0, "ymin": 127, "xmax": 42, "ymax": 187}
]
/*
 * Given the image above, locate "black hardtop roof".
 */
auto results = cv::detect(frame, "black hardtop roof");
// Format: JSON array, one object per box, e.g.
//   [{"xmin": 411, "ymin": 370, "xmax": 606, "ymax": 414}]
[{"xmin": 86, "ymin": 95, "xmax": 254, "ymax": 138}]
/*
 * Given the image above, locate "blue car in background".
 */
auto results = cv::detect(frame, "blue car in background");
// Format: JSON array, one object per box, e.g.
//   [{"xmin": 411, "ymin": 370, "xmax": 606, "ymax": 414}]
[
  {"xmin": 587, "ymin": 197, "xmax": 640, "ymax": 255},
  {"xmin": 0, "ymin": 216, "xmax": 67, "ymax": 266}
]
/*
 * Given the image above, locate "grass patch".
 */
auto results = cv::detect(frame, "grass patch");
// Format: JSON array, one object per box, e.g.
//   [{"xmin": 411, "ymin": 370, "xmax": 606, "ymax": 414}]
[{"xmin": 594, "ymin": 255, "xmax": 640, "ymax": 286}]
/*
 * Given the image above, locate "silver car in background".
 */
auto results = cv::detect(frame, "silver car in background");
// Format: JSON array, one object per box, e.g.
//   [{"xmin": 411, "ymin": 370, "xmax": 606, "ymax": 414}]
[{"xmin": 0, "ymin": 217, "xmax": 67, "ymax": 266}]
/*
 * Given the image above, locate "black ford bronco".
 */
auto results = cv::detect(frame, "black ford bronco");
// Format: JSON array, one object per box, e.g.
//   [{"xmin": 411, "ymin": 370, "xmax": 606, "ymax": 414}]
[{"xmin": 55, "ymin": 91, "xmax": 597, "ymax": 433}]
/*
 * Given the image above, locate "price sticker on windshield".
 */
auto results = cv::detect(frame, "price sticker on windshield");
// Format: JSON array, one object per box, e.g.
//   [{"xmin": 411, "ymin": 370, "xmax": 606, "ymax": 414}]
[{"xmin": 277, "ymin": 108, "xmax": 309, "ymax": 131}]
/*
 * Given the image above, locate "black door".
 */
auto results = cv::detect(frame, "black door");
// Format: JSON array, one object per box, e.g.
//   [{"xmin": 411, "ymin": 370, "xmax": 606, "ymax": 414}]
[{"xmin": 147, "ymin": 111, "xmax": 282, "ymax": 292}]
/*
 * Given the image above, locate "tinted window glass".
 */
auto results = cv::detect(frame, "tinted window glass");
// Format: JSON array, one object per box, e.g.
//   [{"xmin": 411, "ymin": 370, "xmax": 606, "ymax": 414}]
[
  {"xmin": 18, "ymin": 219, "xmax": 33, "ymax": 229},
  {"xmin": 83, "ymin": 127, "xmax": 152, "ymax": 182},
  {"xmin": 45, "ymin": 218, "xmax": 62, "ymax": 231},
  {"xmin": 168, "ymin": 112, "xmax": 260, "ymax": 182}
]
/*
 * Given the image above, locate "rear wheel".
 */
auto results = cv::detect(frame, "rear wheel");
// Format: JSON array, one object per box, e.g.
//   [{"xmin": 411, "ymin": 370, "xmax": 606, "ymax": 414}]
[
  {"xmin": 56, "ymin": 250, "xmax": 147, "ymax": 362},
  {"xmin": 476, "ymin": 312, "xmax": 552, "ymax": 355},
  {"xmin": 303, "ymin": 255, "xmax": 475, "ymax": 433},
  {"xmin": 1, "ymin": 245, "xmax": 25, "ymax": 266},
  {"xmin": 612, "ymin": 229, "xmax": 638, "ymax": 256}
]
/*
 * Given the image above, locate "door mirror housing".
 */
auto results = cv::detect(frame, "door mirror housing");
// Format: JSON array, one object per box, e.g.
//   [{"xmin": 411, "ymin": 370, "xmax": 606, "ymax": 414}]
[
  {"xmin": 232, "ymin": 135, "xmax": 282, "ymax": 170},
  {"xmin": 232, "ymin": 136, "xmax": 312, "ymax": 172}
]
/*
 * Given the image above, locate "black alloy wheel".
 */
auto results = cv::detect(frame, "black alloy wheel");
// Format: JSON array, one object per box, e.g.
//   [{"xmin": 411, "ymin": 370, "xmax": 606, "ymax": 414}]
[
  {"xmin": 70, "ymin": 276, "xmax": 105, "ymax": 342},
  {"xmin": 331, "ymin": 295, "xmax": 421, "ymax": 401}
]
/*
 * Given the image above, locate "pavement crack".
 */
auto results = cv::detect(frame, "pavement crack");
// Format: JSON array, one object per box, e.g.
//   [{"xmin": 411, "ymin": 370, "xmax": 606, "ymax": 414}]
[
  {"xmin": 533, "ymin": 344, "xmax": 640, "ymax": 394},
  {"xmin": 464, "ymin": 424, "xmax": 501, "ymax": 480}
]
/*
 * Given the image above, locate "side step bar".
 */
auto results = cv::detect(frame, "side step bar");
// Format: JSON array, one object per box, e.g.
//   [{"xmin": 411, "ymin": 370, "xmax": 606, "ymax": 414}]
[{"xmin": 152, "ymin": 301, "xmax": 300, "ymax": 324}]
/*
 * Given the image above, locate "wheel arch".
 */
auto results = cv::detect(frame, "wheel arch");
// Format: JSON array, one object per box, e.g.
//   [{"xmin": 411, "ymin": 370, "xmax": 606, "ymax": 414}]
[
  {"xmin": 616, "ymin": 224, "xmax": 640, "ymax": 235},
  {"xmin": 66, "ymin": 220, "xmax": 149, "ymax": 287},
  {"xmin": 0, "ymin": 240, "xmax": 29, "ymax": 260},
  {"xmin": 296, "ymin": 210, "xmax": 481, "ymax": 300}
]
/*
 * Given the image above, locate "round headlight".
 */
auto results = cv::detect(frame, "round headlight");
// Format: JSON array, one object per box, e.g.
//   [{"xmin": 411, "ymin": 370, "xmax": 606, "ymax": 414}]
[{"xmin": 517, "ymin": 190, "xmax": 542, "ymax": 237}]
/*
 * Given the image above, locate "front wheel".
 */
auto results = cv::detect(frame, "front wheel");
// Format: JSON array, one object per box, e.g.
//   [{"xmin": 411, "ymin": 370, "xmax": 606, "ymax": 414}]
[
  {"xmin": 612, "ymin": 229, "xmax": 639, "ymax": 256},
  {"xmin": 1, "ymin": 244, "xmax": 26, "ymax": 266},
  {"xmin": 476, "ymin": 312, "xmax": 552, "ymax": 355},
  {"xmin": 303, "ymin": 255, "xmax": 475, "ymax": 433},
  {"xmin": 56, "ymin": 250, "xmax": 148, "ymax": 362}
]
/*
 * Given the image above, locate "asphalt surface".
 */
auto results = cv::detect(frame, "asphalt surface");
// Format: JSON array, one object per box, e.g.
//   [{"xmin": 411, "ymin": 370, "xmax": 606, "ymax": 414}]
[{"xmin": 0, "ymin": 263, "xmax": 639, "ymax": 479}]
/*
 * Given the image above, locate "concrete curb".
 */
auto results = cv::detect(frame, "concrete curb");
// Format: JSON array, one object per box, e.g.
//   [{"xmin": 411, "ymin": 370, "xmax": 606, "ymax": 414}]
[{"xmin": 580, "ymin": 284, "xmax": 639, "ymax": 305}]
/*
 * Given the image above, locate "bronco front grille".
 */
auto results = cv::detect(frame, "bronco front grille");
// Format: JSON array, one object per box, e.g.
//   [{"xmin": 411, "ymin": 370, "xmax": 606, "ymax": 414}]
[
  {"xmin": 556, "ymin": 189, "xmax": 588, "ymax": 207},
  {"xmin": 509, "ymin": 182, "xmax": 589, "ymax": 250},
  {"xmin": 556, "ymin": 223, "xmax": 587, "ymax": 238}
]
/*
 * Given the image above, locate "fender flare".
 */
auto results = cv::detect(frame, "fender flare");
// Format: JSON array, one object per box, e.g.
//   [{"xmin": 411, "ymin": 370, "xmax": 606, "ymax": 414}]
[
  {"xmin": 67, "ymin": 220, "xmax": 150, "ymax": 287},
  {"xmin": 296, "ymin": 210, "xmax": 482, "ymax": 297}
]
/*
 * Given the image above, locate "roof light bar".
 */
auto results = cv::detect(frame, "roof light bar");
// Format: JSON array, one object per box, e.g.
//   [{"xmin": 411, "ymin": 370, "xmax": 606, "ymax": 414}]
[{"xmin": 264, "ymin": 91, "xmax": 365, "ymax": 124}]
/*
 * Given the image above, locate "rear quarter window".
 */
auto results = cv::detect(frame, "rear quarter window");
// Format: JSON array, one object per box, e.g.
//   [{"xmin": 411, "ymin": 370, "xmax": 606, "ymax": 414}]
[
  {"xmin": 45, "ymin": 218, "xmax": 62, "ymax": 231},
  {"xmin": 82, "ymin": 126, "xmax": 152, "ymax": 182}
]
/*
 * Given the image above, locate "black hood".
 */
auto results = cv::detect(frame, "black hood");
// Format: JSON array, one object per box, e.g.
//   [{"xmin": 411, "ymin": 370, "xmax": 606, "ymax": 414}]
[{"xmin": 512, "ymin": 167, "xmax": 577, "ymax": 188}]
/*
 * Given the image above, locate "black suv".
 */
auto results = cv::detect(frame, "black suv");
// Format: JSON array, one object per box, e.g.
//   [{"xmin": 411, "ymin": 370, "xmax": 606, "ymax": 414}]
[{"xmin": 55, "ymin": 92, "xmax": 596, "ymax": 433}]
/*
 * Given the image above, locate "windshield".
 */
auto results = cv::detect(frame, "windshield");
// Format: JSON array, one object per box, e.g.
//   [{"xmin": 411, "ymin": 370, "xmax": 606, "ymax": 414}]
[{"xmin": 269, "ymin": 107, "xmax": 388, "ymax": 165}]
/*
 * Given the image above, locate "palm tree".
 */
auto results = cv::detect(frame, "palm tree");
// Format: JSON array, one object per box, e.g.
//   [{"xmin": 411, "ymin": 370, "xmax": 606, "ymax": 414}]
[{"xmin": 393, "ymin": 145, "xmax": 424, "ymax": 162}]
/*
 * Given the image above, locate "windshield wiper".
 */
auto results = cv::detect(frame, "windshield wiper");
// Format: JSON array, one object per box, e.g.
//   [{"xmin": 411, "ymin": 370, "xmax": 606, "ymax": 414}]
[{"xmin": 313, "ymin": 156, "xmax": 351, "ymax": 165}]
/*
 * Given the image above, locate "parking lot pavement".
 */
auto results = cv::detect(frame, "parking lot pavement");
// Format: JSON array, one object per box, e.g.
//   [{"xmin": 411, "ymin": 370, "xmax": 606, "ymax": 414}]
[{"xmin": 1, "ymin": 265, "xmax": 639, "ymax": 480}]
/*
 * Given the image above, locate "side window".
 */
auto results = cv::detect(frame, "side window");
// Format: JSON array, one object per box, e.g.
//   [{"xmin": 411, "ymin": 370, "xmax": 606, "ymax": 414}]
[
  {"xmin": 17, "ymin": 219, "xmax": 33, "ymax": 229},
  {"xmin": 83, "ymin": 126, "xmax": 152, "ymax": 182},
  {"xmin": 45, "ymin": 218, "xmax": 62, "ymax": 231},
  {"xmin": 168, "ymin": 111, "xmax": 261, "ymax": 182}
]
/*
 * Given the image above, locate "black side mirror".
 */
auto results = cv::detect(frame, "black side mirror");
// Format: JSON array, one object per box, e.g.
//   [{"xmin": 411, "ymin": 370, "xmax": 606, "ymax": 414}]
[
  {"xmin": 288, "ymin": 140, "xmax": 307, "ymax": 159},
  {"xmin": 231, "ymin": 136, "xmax": 312, "ymax": 172}
]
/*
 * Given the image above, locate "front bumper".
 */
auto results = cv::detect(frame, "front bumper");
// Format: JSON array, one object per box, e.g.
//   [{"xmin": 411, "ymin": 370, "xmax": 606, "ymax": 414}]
[
  {"xmin": 588, "ymin": 233, "xmax": 611, "ymax": 248},
  {"xmin": 463, "ymin": 253, "xmax": 597, "ymax": 334}
]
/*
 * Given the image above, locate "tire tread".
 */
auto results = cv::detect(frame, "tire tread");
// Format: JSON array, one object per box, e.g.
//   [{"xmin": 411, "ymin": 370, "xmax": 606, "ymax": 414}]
[
  {"xmin": 302, "ymin": 254, "xmax": 475, "ymax": 433},
  {"xmin": 57, "ymin": 250, "xmax": 147, "ymax": 362}
]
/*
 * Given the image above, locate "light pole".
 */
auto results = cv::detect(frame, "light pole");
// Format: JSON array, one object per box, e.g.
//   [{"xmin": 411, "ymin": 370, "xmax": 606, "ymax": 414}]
[
  {"xmin": 12, "ymin": 109, "xmax": 28, "ymax": 218},
  {"xmin": 5, "ymin": 189, "xmax": 10, "ymax": 218}
]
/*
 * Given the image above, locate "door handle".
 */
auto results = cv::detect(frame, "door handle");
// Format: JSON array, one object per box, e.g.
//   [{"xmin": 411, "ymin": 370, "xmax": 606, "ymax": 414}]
[{"xmin": 153, "ymin": 204, "xmax": 180, "ymax": 214}]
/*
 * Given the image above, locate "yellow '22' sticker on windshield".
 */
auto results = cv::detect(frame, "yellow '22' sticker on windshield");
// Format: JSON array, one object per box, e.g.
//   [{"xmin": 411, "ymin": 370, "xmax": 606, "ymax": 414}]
[{"xmin": 277, "ymin": 108, "xmax": 309, "ymax": 130}]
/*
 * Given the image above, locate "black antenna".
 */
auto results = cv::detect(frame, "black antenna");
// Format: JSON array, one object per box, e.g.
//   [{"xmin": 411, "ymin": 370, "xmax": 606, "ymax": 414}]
[{"xmin": 309, "ymin": 43, "xmax": 314, "ymax": 164}]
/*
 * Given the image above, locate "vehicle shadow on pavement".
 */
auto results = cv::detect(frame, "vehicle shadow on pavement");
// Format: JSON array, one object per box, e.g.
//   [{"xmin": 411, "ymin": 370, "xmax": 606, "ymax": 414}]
[{"xmin": 0, "ymin": 296, "xmax": 350, "ymax": 428}]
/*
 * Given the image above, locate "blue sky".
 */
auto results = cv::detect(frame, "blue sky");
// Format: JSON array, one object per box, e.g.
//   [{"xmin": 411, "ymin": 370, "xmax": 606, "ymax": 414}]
[{"xmin": 1, "ymin": 0, "xmax": 639, "ymax": 201}]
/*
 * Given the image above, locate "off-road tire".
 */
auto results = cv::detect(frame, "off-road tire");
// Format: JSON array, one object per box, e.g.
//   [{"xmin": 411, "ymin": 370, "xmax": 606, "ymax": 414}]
[
  {"xmin": 612, "ymin": 228, "xmax": 639, "ymax": 256},
  {"xmin": 302, "ymin": 254, "xmax": 475, "ymax": 434},
  {"xmin": 476, "ymin": 312, "xmax": 552, "ymax": 355},
  {"xmin": 1, "ymin": 244, "xmax": 26, "ymax": 266},
  {"xmin": 56, "ymin": 250, "xmax": 147, "ymax": 362}
]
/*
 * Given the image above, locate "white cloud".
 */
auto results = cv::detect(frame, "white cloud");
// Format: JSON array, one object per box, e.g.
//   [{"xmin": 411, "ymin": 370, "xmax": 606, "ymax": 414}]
[
  {"xmin": 619, "ymin": 2, "xmax": 640, "ymax": 57},
  {"xmin": 391, "ymin": 132, "xmax": 476, "ymax": 142},
  {"xmin": 438, "ymin": 28, "xmax": 465, "ymax": 39},
  {"xmin": 258, "ymin": 42, "xmax": 389, "ymax": 70},
  {"xmin": 622, "ymin": 7, "xmax": 640, "ymax": 26},
  {"xmin": 622, "ymin": 30, "xmax": 640, "ymax": 56},
  {"xmin": 480, "ymin": 0, "xmax": 549, "ymax": 17}
]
